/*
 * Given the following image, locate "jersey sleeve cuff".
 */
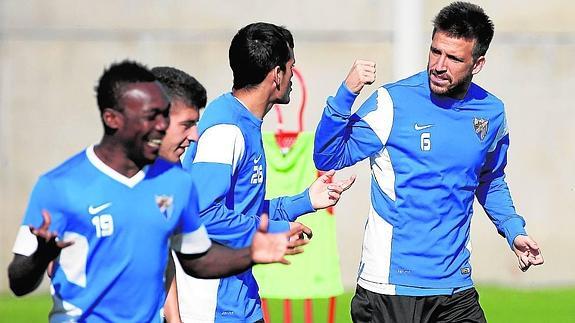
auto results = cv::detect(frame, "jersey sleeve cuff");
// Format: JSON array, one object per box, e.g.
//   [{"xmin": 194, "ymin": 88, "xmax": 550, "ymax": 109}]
[
  {"xmin": 12, "ymin": 225, "xmax": 38, "ymax": 256},
  {"xmin": 285, "ymin": 188, "xmax": 315, "ymax": 221},
  {"xmin": 328, "ymin": 82, "xmax": 359, "ymax": 116},
  {"xmin": 502, "ymin": 217, "xmax": 527, "ymax": 248},
  {"xmin": 266, "ymin": 220, "xmax": 291, "ymax": 233},
  {"xmin": 171, "ymin": 225, "xmax": 212, "ymax": 255}
]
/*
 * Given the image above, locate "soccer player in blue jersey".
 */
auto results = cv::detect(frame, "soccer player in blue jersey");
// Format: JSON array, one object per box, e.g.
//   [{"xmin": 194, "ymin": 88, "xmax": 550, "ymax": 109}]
[
  {"xmin": 177, "ymin": 23, "xmax": 356, "ymax": 322},
  {"xmin": 314, "ymin": 2, "xmax": 544, "ymax": 322},
  {"xmin": 7, "ymin": 60, "xmax": 309, "ymax": 322},
  {"xmin": 153, "ymin": 66, "xmax": 207, "ymax": 163},
  {"xmin": 152, "ymin": 66, "xmax": 208, "ymax": 322}
]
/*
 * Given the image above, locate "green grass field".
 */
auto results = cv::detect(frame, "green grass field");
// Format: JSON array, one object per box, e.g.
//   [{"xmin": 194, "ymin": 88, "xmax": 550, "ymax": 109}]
[{"xmin": 1, "ymin": 286, "xmax": 574, "ymax": 322}]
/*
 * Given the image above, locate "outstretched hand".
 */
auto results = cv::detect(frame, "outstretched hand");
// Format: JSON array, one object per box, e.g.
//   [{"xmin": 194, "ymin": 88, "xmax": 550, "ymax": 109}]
[
  {"xmin": 31, "ymin": 210, "xmax": 73, "ymax": 261},
  {"xmin": 344, "ymin": 60, "xmax": 376, "ymax": 94},
  {"xmin": 250, "ymin": 214, "xmax": 309, "ymax": 265},
  {"xmin": 309, "ymin": 170, "xmax": 356, "ymax": 210},
  {"xmin": 513, "ymin": 235, "xmax": 544, "ymax": 272}
]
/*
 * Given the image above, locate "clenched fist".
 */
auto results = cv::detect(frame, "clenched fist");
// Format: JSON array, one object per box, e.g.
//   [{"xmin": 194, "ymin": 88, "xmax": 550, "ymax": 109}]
[{"xmin": 344, "ymin": 60, "xmax": 376, "ymax": 94}]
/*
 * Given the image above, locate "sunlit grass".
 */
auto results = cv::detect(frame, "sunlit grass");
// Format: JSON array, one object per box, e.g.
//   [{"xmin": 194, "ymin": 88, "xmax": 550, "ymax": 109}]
[{"xmin": 1, "ymin": 286, "xmax": 574, "ymax": 322}]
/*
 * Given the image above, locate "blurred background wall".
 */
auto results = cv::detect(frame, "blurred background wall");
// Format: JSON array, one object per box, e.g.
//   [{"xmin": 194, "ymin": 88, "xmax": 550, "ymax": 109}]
[{"xmin": 1, "ymin": 0, "xmax": 574, "ymax": 292}]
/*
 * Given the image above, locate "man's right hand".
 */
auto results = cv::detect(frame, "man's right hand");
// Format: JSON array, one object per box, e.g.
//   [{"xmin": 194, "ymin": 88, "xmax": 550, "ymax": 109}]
[
  {"xmin": 250, "ymin": 214, "xmax": 309, "ymax": 265},
  {"xmin": 344, "ymin": 60, "xmax": 376, "ymax": 94},
  {"xmin": 32, "ymin": 210, "xmax": 73, "ymax": 261},
  {"xmin": 8, "ymin": 209, "xmax": 73, "ymax": 296}
]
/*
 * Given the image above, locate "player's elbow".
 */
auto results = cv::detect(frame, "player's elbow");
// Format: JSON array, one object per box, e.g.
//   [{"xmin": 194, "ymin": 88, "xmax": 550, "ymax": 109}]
[
  {"xmin": 314, "ymin": 154, "xmax": 348, "ymax": 171},
  {"xmin": 9, "ymin": 283, "xmax": 31, "ymax": 297},
  {"xmin": 313, "ymin": 153, "xmax": 335, "ymax": 171},
  {"xmin": 176, "ymin": 250, "xmax": 219, "ymax": 279},
  {"xmin": 8, "ymin": 266, "xmax": 35, "ymax": 296}
]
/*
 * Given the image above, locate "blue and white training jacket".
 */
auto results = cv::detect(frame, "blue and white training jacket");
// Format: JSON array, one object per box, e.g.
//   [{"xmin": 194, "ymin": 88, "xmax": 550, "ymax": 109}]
[
  {"xmin": 177, "ymin": 92, "xmax": 315, "ymax": 322},
  {"xmin": 314, "ymin": 71, "xmax": 526, "ymax": 296}
]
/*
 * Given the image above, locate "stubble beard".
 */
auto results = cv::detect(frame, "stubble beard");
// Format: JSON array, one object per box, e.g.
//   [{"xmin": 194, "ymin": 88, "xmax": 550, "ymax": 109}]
[{"xmin": 428, "ymin": 73, "xmax": 473, "ymax": 99}]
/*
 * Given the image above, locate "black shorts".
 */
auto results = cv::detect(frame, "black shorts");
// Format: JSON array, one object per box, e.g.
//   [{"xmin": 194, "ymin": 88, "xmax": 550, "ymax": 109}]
[{"xmin": 351, "ymin": 285, "xmax": 487, "ymax": 323}]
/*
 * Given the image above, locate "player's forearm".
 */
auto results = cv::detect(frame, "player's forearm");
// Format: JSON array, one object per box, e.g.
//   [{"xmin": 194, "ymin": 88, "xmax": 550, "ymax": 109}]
[
  {"xmin": 265, "ymin": 191, "xmax": 315, "ymax": 222},
  {"xmin": 478, "ymin": 177, "xmax": 527, "ymax": 248},
  {"xmin": 177, "ymin": 243, "xmax": 252, "ymax": 279},
  {"xmin": 314, "ymin": 84, "xmax": 357, "ymax": 170},
  {"xmin": 476, "ymin": 135, "xmax": 526, "ymax": 247},
  {"xmin": 314, "ymin": 83, "xmax": 382, "ymax": 170},
  {"xmin": 8, "ymin": 253, "xmax": 51, "ymax": 296}
]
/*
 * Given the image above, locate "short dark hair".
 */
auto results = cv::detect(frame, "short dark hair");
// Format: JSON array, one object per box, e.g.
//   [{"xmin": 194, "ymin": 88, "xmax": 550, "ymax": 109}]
[
  {"xmin": 151, "ymin": 66, "xmax": 207, "ymax": 110},
  {"xmin": 432, "ymin": 2, "xmax": 494, "ymax": 60},
  {"xmin": 229, "ymin": 22, "xmax": 294, "ymax": 90},
  {"xmin": 95, "ymin": 60, "xmax": 156, "ymax": 113}
]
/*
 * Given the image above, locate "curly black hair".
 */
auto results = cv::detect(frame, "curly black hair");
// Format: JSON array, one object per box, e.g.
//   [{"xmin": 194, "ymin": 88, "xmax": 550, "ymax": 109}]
[{"xmin": 95, "ymin": 60, "xmax": 156, "ymax": 112}]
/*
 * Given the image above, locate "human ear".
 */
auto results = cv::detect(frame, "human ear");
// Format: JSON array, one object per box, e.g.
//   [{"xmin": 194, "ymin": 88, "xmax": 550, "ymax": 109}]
[
  {"xmin": 102, "ymin": 108, "xmax": 123, "ymax": 130},
  {"xmin": 274, "ymin": 66, "xmax": 282, "ymax": 90},
  {"xmin": 472, "ymin": 56, "xmax": 485, "ymax": 75}
]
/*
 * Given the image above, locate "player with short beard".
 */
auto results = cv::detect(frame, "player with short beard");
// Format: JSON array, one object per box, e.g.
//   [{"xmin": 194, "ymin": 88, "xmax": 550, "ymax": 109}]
[{"xmin": 314, "ymin": 2, "xmax": 544, "ymax": 322}]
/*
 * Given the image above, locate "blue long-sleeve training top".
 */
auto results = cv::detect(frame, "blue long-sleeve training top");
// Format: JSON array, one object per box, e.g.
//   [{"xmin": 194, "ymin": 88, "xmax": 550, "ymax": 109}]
[
  {"xmin": 314, "ymin": 71, "xmax": 526, "ymax": 296},
  {"xmin": 177, "ymin": 92, "xmax": 315, "ymax": 322}
]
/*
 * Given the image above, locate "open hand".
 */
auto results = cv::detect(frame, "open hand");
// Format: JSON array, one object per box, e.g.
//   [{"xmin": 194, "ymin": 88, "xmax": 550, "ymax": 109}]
[
  {"xmin": 31, "ymin": 210, "xmax": 73, "ymax": 260},
  {"xmin": 309, "ymin": 170, "xmax": 356, "ymax": 210}
]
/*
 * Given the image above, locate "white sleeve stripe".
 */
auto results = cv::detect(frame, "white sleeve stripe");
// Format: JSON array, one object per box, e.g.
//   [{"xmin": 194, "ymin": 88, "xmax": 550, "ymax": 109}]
[
  {"xmin": 59, "ymin": 232, "xmax": 88, "ymax": 287},
  {"xmin": 488, "ymin": 115, "xmax": 509, "ymax": 153},
  {"xmin": 363, "ymin": 87, "xmax": 394, "ymax": 147},
  {"xmin": 171, "ymin": 225, "xmax": 212, "ymax": 255},
  {"xmin": 371, "ymin": 148, "xmax": 396, "ymax": 201},
  {"xmin": 193, "ymin": 124, "xmax": 245, "ymax": 173},
  {"xmin": 12, "ymin": 225, "xmax": 38, "ymax": 256}
]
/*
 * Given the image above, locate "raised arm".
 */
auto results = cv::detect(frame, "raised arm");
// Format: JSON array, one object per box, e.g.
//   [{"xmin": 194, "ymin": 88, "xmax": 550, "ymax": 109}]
[
  {"xmin": 314, "ymin": 60, "xmax": 386, "ymax": 170},
  {"xmin": 475, "ymin": 117, "xmax": 543, "ymax": 271},
  {"xmin": 8, "ymin": 210, "xmax": 72, "ymax": 296}
]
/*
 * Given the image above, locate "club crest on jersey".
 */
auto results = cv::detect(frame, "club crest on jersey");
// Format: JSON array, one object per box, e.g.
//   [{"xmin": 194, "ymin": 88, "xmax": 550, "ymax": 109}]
[
  {"xmin": 155, "ymin": 195, "xmax": 174, "ymax": 219},
  {"xmin": 473, "ymin": 117, "xmax": 489, "ymax": 141}
]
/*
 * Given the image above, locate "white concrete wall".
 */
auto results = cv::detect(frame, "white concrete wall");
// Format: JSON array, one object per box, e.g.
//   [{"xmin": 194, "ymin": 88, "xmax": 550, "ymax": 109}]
[{"xmin": 1, "ymin": 0, "xmax": 574, "ymax": 292}]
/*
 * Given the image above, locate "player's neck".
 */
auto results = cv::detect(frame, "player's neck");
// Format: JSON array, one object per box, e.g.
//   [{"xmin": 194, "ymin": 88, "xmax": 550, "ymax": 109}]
[
  {"xmin": 94, "ymin": 139, "xmax": 143, "ymax": 178},
  {"xmin": 232, "ymin": 87, "xmax": 269, "ymax": 120}
]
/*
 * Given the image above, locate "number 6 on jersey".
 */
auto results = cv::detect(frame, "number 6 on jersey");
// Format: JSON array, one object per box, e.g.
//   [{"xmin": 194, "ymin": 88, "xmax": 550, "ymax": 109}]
[{"xmin": 420, "ymin": 132, "xmax": 431, "ymax": 151}]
